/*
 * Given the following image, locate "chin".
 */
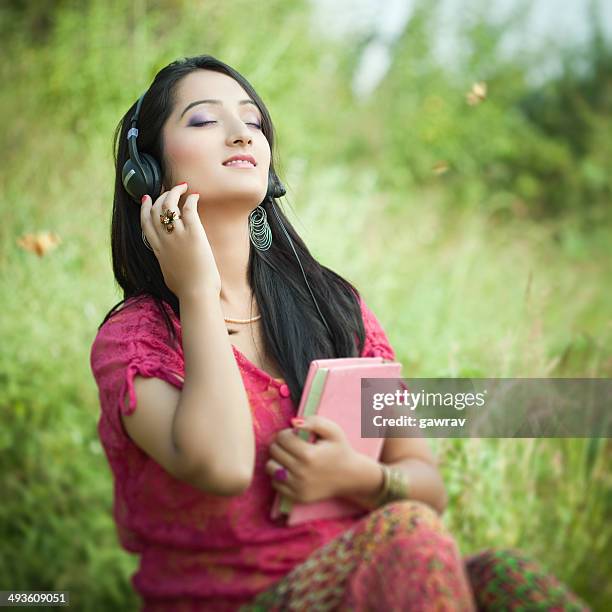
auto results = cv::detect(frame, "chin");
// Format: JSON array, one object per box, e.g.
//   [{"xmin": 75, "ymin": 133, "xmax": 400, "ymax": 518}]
[{"xmin": 209, "ymin": 190, "xmax": 267, "ymax": 206}]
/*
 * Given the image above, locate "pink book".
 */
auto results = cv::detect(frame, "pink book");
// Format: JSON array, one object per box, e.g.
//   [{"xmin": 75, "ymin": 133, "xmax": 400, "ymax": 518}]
[{"xmin": 270, "ymin": 357, "xmax": 403, "ymax": 526}]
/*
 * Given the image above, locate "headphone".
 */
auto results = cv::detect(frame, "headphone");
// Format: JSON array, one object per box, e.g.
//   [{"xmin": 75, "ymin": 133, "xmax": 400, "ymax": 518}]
[
  {"xmin": 121, "ymin": 91, "xmax": 333, "ymax": 339},
  {"xmin": 121, "ymin": 92, "xmax": 288, "ymax": 204}
]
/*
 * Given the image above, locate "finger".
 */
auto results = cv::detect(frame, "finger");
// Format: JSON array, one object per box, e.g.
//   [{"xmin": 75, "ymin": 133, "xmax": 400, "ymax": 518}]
[
  {"xmin": 180, "ymin": 192, "xmax": 201, "ymax": 230},
  {"xmin": 269, "ymin": 441, "xmax": 300, "ymax": 473},
  {"xmin": 271, "ymin": 478, "xmax": 294, "ymax": 499},
  {"xmin": 150, "ymin": 183, "xmax": 187, "ymax": 234},
  {"xmin": 265, "ymin": 459, "xmax": 294, "ymax": 486},
  {"xmin": 274, "ymin": 429, "xmax": 314, "ymax": 461},
  {"xmin": 160, "ymin": 182, "xmax": 189, "ymax": 213},
  {"xmin": 140, "ymin": 195, "xmax": 160, "ymax": 252},
  {"xmin": 151, "ymin": 186, "xmax": 171, "ymax": 216},
  {"xmin": 156, "ymin": 183, "xmax": 189, "ymax": 236},
  {"xmin": 297, "ymin": 415, "xmax": 342, "ymax": 440}
]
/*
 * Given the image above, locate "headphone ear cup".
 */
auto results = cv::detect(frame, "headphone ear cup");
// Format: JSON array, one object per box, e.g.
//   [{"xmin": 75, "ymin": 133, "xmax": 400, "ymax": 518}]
[
  {"xmin": 267, "ymin": 172, "xmax": 286, "ymax": 199},
  {"xmin": 122, "ymin": 153, "xmax": 163, "ymax": 203},
  {"xmin": 141, "ymin": 153, "xmax": 163, "ymax": 201}
]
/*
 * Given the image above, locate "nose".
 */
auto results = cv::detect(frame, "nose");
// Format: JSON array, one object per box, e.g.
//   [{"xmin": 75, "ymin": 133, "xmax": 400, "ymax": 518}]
[{"xmin": 225, "ymin": 116, "xmax": 253, "ymax": 146}]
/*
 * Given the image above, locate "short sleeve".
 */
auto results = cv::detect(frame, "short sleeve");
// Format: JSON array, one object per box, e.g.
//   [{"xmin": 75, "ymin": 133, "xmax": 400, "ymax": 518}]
[
  {"xmin": 357, "ymin": 294, "xmax": 396, "ymax": 361},
  {"xmin": 89, "ymin": 298, "xmax": 184, "ymax": 449}
]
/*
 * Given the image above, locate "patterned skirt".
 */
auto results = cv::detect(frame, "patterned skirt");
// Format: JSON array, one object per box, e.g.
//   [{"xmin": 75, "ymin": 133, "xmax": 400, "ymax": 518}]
[{"xmin": 239, "ymin": 500, "xmax": 590, "ymax": 612}]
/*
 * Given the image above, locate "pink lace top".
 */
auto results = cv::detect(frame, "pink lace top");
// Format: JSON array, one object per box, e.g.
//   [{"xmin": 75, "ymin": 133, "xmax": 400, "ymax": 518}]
[{"xmin": 89, "ymin": 292, "xmax": 396, "ymax": 610}]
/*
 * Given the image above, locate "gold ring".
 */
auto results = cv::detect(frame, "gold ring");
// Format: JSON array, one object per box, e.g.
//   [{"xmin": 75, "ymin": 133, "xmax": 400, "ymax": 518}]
[{"xmin": 160, "ymin": 209, "xmax": 181, "ymax": 233}]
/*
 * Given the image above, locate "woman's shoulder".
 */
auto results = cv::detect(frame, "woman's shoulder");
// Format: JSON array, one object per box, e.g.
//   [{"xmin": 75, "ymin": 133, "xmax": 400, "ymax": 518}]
[
  {"xmin": 91, "ymin": 295, "xmax": 179, "ymax": 355},
  {"xmin": 114, "ymin": 293, "xmax": 160, "ymax": 315},
  {"xmin": 107, "ymin": 294, "xmax": 177, "ymax": 325},
  {"xmin": 95, "ymin": 295, "xmax": 155, "ymax": 336},
  {"xmin": 355, "ymin": 291, "xmax": 381, "ymax": 330},
  {"xmin": 90, "ymin": 295, "xmax": 183, "ymax": 378},
  {"xmin": 354, "ymin": 290, "xmax": 396, "ymax": 361}
]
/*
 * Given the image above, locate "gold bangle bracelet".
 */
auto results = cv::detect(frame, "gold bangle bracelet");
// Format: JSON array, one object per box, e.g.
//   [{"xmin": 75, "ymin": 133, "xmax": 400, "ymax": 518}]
[
  {"xmin": 388, "ymin": 466, "xmax": 410, "ymax": 502},
  {"xmin": 374, "ymin": 464, "xmax": 410, "ymax": 508}
]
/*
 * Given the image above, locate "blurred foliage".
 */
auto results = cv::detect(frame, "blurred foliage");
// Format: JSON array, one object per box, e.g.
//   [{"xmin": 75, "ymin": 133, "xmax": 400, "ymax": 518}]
[{"xmin": 0, "ymin": 0, "xmax": 610, "ymax": 610}]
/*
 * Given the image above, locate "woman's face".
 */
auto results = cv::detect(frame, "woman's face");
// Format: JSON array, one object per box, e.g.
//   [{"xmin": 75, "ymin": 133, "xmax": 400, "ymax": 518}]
[{"xmin": 161, "ymin": 69, "xmax": 271, "ymax": 211}]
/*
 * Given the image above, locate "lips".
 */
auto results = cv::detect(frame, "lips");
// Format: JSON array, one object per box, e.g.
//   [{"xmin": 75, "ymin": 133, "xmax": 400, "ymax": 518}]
[{"xmin": 222, "ymin": 154, "xmax": 257, "ymax": 166}]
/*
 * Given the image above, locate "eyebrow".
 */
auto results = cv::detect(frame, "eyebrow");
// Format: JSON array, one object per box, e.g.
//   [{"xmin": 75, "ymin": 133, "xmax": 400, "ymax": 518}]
[{"xmin": 179, "ymin": 98, "xmax": 259, "ymax": 119}]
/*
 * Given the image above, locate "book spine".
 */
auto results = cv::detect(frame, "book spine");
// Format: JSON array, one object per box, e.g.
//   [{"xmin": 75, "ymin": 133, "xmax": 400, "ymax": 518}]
[{"xmin": 279, "ymin": 368, "xmax": 328, "ymax": 515}]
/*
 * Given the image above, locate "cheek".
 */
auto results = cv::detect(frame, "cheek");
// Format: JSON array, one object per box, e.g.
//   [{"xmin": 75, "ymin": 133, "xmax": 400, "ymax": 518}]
[
  {"xmin": 255, "ymin": 153, "xmax": 271, "ymax": 180},
  {"xmin": 259, "ymin": 142, "xmax": 271, "ymax": 166},
  {"xmin": 165, "ymin": 138, "xmax": 208, "ymax": 170}
]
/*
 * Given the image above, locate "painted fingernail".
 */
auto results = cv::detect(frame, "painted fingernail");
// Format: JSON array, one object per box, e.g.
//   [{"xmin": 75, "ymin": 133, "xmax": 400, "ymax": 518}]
[
  {"xmin": 178, "ymin": 182, "xmax": 187, "ymax": 187},
  {"xmin": 273, "ymin": 467, "xmax": 288, "ymax": 481},
  {"xmin": 291, "ymin": 418, "xmax": 305, "ymax": 428},
  {"xmin": 141, "ymin": 195, "xmax": 148, "ymax": 204}
]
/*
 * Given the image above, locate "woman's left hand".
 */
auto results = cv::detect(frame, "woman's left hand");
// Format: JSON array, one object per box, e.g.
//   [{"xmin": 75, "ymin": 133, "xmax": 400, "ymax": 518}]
[{"xmin": 266, "ymin": 415, "xmax": 357, "ymax": 504}]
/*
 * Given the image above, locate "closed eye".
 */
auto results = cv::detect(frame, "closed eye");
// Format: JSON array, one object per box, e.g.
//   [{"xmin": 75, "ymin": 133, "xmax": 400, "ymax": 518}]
[{"xmin": 191, "ymin": 121, "xmax": 262, "ymax": 129}]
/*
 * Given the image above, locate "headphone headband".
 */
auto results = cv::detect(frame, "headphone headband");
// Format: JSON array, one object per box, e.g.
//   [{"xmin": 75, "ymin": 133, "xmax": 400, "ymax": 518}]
[{"xmin": 130, "ymin": 92, "xmax": 146, "ymax": 129}]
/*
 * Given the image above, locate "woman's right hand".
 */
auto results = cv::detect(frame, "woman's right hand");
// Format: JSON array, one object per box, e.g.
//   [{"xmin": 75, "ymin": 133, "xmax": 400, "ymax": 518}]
[{"xmin": 140, "ymin": 182, "xmax": 222, "ymax": 299}]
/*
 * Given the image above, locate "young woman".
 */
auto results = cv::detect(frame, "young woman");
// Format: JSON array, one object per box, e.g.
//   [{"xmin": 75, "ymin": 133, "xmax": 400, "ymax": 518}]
[{"xmin": 90, "ymin": 54, "xmax": 590, "ymax": 611}]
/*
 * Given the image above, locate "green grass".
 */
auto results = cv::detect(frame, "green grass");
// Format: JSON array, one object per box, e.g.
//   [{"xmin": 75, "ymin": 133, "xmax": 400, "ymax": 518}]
[{"xmin": 1, "ymin": 0, "xmax": 610, "ymax": 609}]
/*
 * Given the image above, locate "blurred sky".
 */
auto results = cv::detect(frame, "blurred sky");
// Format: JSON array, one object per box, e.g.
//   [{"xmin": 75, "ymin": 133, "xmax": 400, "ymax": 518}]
[{"xmin": 308, "ymin": 0, "xmax": 612, "ymax": 99}]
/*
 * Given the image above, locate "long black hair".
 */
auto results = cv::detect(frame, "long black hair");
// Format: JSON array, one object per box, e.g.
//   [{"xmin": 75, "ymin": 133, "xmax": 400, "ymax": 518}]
[{"xmin": 99, "ymin": 54, "xmax": 367, "ymax": 405}]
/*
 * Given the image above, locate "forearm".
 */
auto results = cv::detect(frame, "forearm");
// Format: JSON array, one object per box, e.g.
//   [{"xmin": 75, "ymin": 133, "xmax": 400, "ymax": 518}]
[
  {"xmin": 172, "ymin": 291, "xmax": 255, "ymax": 484},
  {"xmin": 340, "ymin": 452, "xmax": 448, "ymax": 515}
]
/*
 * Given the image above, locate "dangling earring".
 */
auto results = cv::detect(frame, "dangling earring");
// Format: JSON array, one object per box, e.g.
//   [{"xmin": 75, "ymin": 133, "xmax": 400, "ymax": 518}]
[
  {"xmin": 247, "ymin": 172, "xmax": 285, "ymax": 251},
  {"xmin": 248, "ymin": 205, "xmax": 272, "ymax": 251}
]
